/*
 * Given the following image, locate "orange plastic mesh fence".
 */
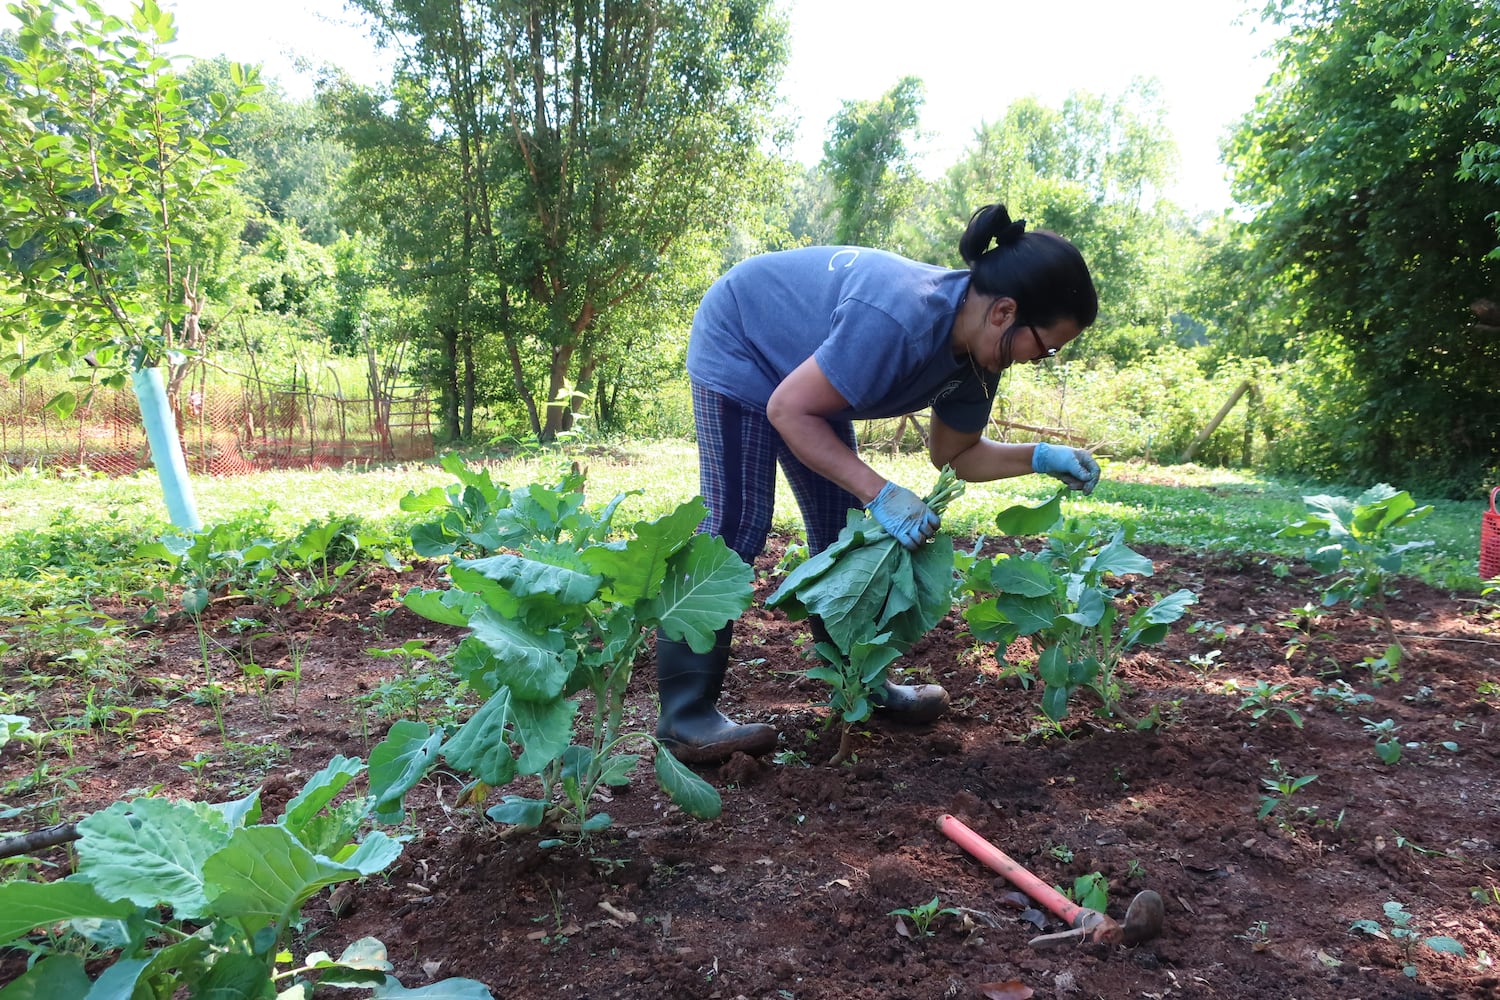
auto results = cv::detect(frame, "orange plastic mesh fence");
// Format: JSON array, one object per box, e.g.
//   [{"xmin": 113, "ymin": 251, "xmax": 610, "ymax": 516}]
[{"xmin": 0, "ymin": 376, "xmax": 433, "ymax": 477}]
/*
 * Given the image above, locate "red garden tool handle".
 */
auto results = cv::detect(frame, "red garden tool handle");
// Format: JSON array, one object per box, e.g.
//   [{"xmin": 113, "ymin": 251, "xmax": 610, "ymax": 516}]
[{"xmin": 938, "ymin": 813, "xmax": 1093, "ymax": 929}]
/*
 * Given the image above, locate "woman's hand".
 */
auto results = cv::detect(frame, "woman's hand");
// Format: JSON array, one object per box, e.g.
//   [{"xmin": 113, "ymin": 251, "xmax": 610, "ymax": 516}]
[
  {"xmin": 866, "ymin": 482, "xmax": 939, "ymax": 549},
  {"xmin": 1032, "ymin": 442, "xmax": 1101, "ymax": 494}
]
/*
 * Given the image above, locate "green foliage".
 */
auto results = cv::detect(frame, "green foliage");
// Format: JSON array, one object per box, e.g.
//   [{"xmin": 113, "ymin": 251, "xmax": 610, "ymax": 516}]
[
  {"xmin": 823, "ymin": 75, "xmax": 925, "ymax": 246},
  {"xmin": 1257, "ymin": 759, "xmax": 1317, "ymax": 823},
  {"xmin": 1227, "ymin": 0, "xmax": 1500, "ymax": 497},
  {"xmin": 1276, "ymin": 485, "xmax": 1435, "ymax": 619},
  {"xmin": 0, "ymin": 0, "xmax": 260, "ymax": 384},
  {"xmin": 888, "ymin": 895, "xmax": 960, "ymax": 938},
  {"xmin": 397, "ymin": 459, "xmax": 745, "ymax": 836},
  {"xmin": 1350, "ymin": 901, "xmax": 1467, "ymax": 979},
  {"xmin": 0, "ymin": 755, "xmax": 490, "ymax": 998},
  {"xmin": 1234, "ymin": 680, "xmax": 1304, "ymax": 729},
  {"xmin": 768, "ymin": 468, "xmax": 963, "ymax": 752},
  {"xmin": 962, "ymin": 491, "xmax": 1196, "ymax": 725}
]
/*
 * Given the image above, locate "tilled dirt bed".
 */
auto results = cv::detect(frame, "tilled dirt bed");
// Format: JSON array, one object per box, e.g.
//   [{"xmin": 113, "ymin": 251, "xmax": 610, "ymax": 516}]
[{"xmin": 2, "ymin": 537, "xmax": 1498, "ymax": 999}]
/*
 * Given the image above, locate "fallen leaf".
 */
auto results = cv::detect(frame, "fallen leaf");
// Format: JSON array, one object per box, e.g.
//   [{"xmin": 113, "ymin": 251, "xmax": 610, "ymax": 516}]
[
  {"xmin": 709, "ymin": 864, "xmax": 726, "ymax": 875},
  {"xmin": 1316, "ymin": 950, "xmax": 1341, "ymax": 968},
  {"xmin": 1020, "ymin": 907, "xmax": 1048, "ymax": 931},
  {"xmin": 894, "ymin": 916, "xmax": 912, "ymax": 939},
  {"xmin": 978, "ymin": 980, "xmax": 1034, "ymax": 999},
  {"xmin": 421, "ymin": 959, "xmax": 443, "ymax": 979},
  {"xmin": 559, "ymin": 922, "xmax": 582, "ymax": 936},
  {"xmin": 597, "ymin": 900, "xmax": 638, "ymax": 924}
]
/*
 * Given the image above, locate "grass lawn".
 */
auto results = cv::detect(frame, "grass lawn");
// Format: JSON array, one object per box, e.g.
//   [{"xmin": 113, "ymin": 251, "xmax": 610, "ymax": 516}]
[{"xmin": 0, "ymin": 438, "xmax": 1484, "ymax": 590}]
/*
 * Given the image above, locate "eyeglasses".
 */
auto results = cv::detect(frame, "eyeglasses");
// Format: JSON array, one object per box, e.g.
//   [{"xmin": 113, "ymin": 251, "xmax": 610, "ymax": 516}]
[{"xmin": 1025, "ymin": 325, "xmax": 1059, "ymax": 364}]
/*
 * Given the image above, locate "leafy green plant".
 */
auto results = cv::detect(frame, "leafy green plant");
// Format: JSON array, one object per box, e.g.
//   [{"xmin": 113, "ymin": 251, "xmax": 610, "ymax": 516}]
[
  {"xmin": 767, "ymin": 467, "xmax": 964, "ymax": 763},
  {"xmin": 1349, "ymin": 901, "xmax": 1466, "ymax": 979},
  {"xmin": 1361, "ymin": 717, "xmax": 1404, "ymax": 764},
  {"xmin": 392, "ymin": 461, "xmax": 740, "ymax": 837},
  {"xmin": 1234, "ymin": 679, "xmax": 1304, "ymax": 728},
  {"xmin": 1257, "ymin": 759, "xmax": 1317, "ymax": 824},
  {"xmin": 1275, "ymin": 485, "xmax": 1435, "ymax": 642},
  {"xmin": 888, "ymin": 895, "xmax": 960, "ymax": 937},
  {"xmin": 1310, "ymin": 679, "xmax": 1374, "ymax": 711},
  {"xmin": 0, "ymin": 750, "xmax": 491, "ymax": 998},
  {"xmin": 961, "ymin": 491, "xmax": 1197, "ymax": 726},
  {"xmin": 1062, "ymin": 871, "xmax": 1109, "ymax": 914}
]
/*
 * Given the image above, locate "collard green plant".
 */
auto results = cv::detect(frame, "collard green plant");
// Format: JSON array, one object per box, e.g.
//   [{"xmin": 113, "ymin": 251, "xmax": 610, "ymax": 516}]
[
  {"xmin": 394, "ymin": 461, "xmax": 746, "ymax": 837},
  {"xmin": 1275, "ymin": 485, "xmax": 1434, "ymax": 638},
  {"xmin": 962, "ymin": 490, "xmax": 1197, "ymax": 726},
  {"xmin": 767, "ymin": 467, "xmax": 964, "ymax": 761},
  {"xmin": 0, "ymin": 752, "xmax": 491, "ymax": 998}
]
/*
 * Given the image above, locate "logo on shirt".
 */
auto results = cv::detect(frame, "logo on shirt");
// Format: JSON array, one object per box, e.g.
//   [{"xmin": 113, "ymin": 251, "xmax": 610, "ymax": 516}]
[
  {"xmin": 827, "ymin": 249, "xmax": 860, "ymax": 270},
  {"xmin": 933, "ymin": 379, "xmax": 963, "ymax": 403}
]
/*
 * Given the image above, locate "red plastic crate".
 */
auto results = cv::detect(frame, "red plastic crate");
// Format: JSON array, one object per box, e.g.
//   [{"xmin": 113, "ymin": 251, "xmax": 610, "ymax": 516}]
[{"xmin": 1482, "ymin": 487, "xmax": 1500, "ymax": 580}]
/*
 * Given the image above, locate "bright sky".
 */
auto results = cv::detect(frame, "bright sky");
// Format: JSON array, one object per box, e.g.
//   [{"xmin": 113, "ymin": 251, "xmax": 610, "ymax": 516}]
[{"xmin": 157, "ymin": 0, "xmax": 1279, "ymax": 214}]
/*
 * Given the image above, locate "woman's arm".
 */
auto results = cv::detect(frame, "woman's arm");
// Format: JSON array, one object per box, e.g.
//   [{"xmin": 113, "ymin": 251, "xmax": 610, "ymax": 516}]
[
  {"xmin": 765, "ymin": 355, "xmax": 889, "ymax": 503},
  {"xmin": 929, "ymin": 415, "xmax": 1038, "ymax": 482}
]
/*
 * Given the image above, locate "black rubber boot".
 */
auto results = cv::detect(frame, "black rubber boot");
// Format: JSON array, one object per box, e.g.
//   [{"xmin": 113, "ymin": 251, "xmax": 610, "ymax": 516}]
[
  {"xmin": 808, "ymin": 617, "xmax": 950, "ymax": 725},
  {"xmin": 655, "ymin": 624, "xmax": 777, "ymax": 764}
]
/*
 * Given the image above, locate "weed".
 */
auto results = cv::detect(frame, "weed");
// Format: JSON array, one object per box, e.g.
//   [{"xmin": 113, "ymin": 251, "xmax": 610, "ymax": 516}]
[
  {"xmin": 1236, "ymin": 920, "xmax": 1273, "ymax": 950},
  {"xmin": 888, "ymin": 896, "xmax": 960, "ymax": 937},
  {"xmin": 1349, "ymin": 901, "xmax": 1465, "ymax": 978},
  {"xmin": 1310, "ymin": 680, "xmax": 1373, "ymax": 711},
  {"xmin": 1258, "ymin": 759, "xmax": 1317, "ymax": 824},
  {"xmin": 1047, "ymin": 843, "xmax": 1075, "ymax": 864},
  {"xmin": 1235, "ymin": 679, "xmax": 1304, "ymax": 728},
  {"xmin": 1361, "ymin": 717, "xmax": 1403, "ymax": 764}
]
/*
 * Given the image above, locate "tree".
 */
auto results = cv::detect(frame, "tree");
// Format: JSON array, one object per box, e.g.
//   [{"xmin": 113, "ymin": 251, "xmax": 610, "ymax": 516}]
[
  {"xmin": 917, "ymin": 82, "xmax": 1193, "ymax": 366},
  {"xmin": 349, "ymin": 0, "xmax": 789, "ymax": 441},
  {"xmin": 1227, "ymin": 0, "xmax": 1500, "ymax": 496},
  {"xmin": 0, "ymin": 0, "xmax": 259, "ymax": 526},
  {"xmin": 822, "ymin": 75, "xmax": 924, "ymax": 247}
]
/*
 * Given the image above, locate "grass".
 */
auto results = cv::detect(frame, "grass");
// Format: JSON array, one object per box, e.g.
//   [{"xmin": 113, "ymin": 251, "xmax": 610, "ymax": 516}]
[{"xmin": 0, "ymin": 437, "xmax": 1484, "ymax": 591}]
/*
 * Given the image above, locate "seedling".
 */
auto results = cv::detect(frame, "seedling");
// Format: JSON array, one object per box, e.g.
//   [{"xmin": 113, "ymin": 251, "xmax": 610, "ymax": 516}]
[
  {"xmin": 1063, "ymin": 872, "xmax": 1109, "ymax": 913},
  {"xmin": 1361, "ymin": 717, "xmax": 1403, "ymax": 764},
  {"xmin": 1349, "ymin": 901, "xmax": 1465, "ymax": 978},
  {"xmin": 1310, "ymin": 680, "xmax": 1373, "ymax": 711},
  {"xmin": 1258, "ymin": 759, "xmax": 1317, "ymax": 823},
  {"xmin": 1236, "ymin": 920, "xmax": 1273, "ymax": 951},
  {"xmin": 889, "ymin": 895, "xmax": 960, "ymax": 937},
  {"xmin": 1358, "ymin": 643, "xmax": 1403, "ymax": 686},
  {"xmin": 1236, "ymin": 680, "xmax": 1304, "ymax": 728}
]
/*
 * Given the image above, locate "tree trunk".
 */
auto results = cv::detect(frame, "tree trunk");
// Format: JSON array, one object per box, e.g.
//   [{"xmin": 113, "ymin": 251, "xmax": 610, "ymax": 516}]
[
  {"xmin": 439, "ymin": 326, "xmax": 460, "ymax": 440},
  {"xmin": 461, "ymin": 329, "xmax": 476, "ymax": 440},
  {"xmin": 540, "ymin": 341, "xmax": 576, "ymax": 441}
]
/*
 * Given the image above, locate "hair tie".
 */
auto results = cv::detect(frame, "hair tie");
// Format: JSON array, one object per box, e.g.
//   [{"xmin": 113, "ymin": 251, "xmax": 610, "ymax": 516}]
[{"xmin": 995, "ymin": 218, "xmax": 1027, "ymax": 249}]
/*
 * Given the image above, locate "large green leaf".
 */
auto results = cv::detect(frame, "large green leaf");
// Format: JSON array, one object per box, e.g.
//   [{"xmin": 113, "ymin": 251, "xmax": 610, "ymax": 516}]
[
  {"xmin": 993, "ymin": 490, "xmax": 1065, "ymax": 536},
  {"xmin": 766, "ymin": 510, "xmax": 874, "ymax": 610},
  {"xmin": 75, "ymin": 798, "xmax": 231, "ymax": 920},
  {"xmin": 204, "ymin": 826, "xmax": 402, "ymax": 933},
  {"xmin": 0, "ymin": 881, "xmax": 134, "ymax": 947},
  {"xmin": 368, "ymin": 721, "xmax": 443, "ymax": 824},
  {"xmin": 984, "ymin": 556, "xmax": 1057, "ymax": 598},
  {"xmin": 281, "ymin": 755, "xmax": 363, "ymax": 837},
  {"xmin": 191, "ymin": 950, "xmax": 275, "ymax": 1000},
  {"xmin": 367, "ymin": 978, "xmax": 497, "ymax": 999},
  {"xmin": 400, "ymin": 587, "xmax": 476, "ymax": 627},
  {"xmin": 1084, "ymin": 530, "xmax": 1154, "ymax": 579},
  {"xmin": 648, "ymin": 533, "xmax": 754, "ymax": 652},
  {"xmin": 509, "ymin": 698, "xmax": 580, "ymax": 776},
  {"xmin": 451, "ymin": 554, "xmax": 601, "ymax": 615},
  {"xmin": 992, "ymin": 594, "xmax": 1058, "ymax": 636},
  {"xmin": 579, "ymin": 499, "xmax": 708, "ymax": 605},
  {"xmin": 786, "ymin": 536, "xmax": 906, "ymax": 651},
  {"xmin": 468, "ymin": 606, "xmax": 576, "ymax": 701},
  {"xmin": 440, "ymin": 691, "xmax": 519, "ymax": 787},
  {"xmin": 0, "ymin": 955, "xmax": 91, "ymax": 1000},
  {"xmin": 653, "ymin": 748, "xmax": 722, "ymax": 819}
]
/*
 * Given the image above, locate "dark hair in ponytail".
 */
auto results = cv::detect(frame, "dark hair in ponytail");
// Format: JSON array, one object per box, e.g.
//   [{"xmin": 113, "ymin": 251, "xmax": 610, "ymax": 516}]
[{"xmin": 960, "ymin": 203, "xmax": 1098, "ymax": 329}]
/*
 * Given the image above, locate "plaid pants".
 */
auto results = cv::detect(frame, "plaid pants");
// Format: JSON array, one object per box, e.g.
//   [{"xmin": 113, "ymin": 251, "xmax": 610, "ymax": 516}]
[{"xmin": 691, "ymin": 382, "xmax": 861, "ymax": 564}]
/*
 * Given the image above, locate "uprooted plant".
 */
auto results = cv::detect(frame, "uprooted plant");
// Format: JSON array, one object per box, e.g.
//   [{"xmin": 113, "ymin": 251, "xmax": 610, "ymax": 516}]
[
  {"xmin": 961, "ymin": 490, "xmax": 1197, "ymax": 728},
  {"xmin": 767, "ymin": 467, "xmax": 965, "ymax": 763},
  {"xmin": 389, "ymin": 459, "xmax": 745, "ymax": 838}
]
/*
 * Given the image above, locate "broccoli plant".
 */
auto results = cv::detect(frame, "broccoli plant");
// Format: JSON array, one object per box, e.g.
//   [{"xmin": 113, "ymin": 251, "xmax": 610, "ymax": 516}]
[
  {"xmin": 389, "ymin": 461, "xmax": 745, "ymax": 839},
  {"xmin": 961, "ymin": 490, "xmax": 1196, "ymax": 727}
]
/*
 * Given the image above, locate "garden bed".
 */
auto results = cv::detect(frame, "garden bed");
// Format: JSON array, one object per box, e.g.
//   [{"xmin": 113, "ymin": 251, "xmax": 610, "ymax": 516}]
[{"xmin": 2, "ymin": 538, "xmax": 1497, "ymax": 998}]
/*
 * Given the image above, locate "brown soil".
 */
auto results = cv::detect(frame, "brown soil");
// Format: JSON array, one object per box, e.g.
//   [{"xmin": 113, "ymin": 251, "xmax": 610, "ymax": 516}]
[{"xmin": 3, "ymin": 537, "xmax": 1499, "ymax": 999}]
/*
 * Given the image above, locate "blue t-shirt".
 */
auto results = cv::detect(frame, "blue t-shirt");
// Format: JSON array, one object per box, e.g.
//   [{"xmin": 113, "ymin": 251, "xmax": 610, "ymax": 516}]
[{"xmin": 685, "ymin": 246, "xmax": 999, "ymax": 433}]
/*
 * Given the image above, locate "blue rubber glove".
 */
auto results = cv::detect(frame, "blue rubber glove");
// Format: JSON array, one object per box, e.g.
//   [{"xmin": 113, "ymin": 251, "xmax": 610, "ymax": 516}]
[
  {"xmin": 1032, "ymin": 442, "xmax": 1101, "ymax": 494},
  {"xmin": 866, "ymin": 481, "xmax": 940, "ymax": 550}
]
